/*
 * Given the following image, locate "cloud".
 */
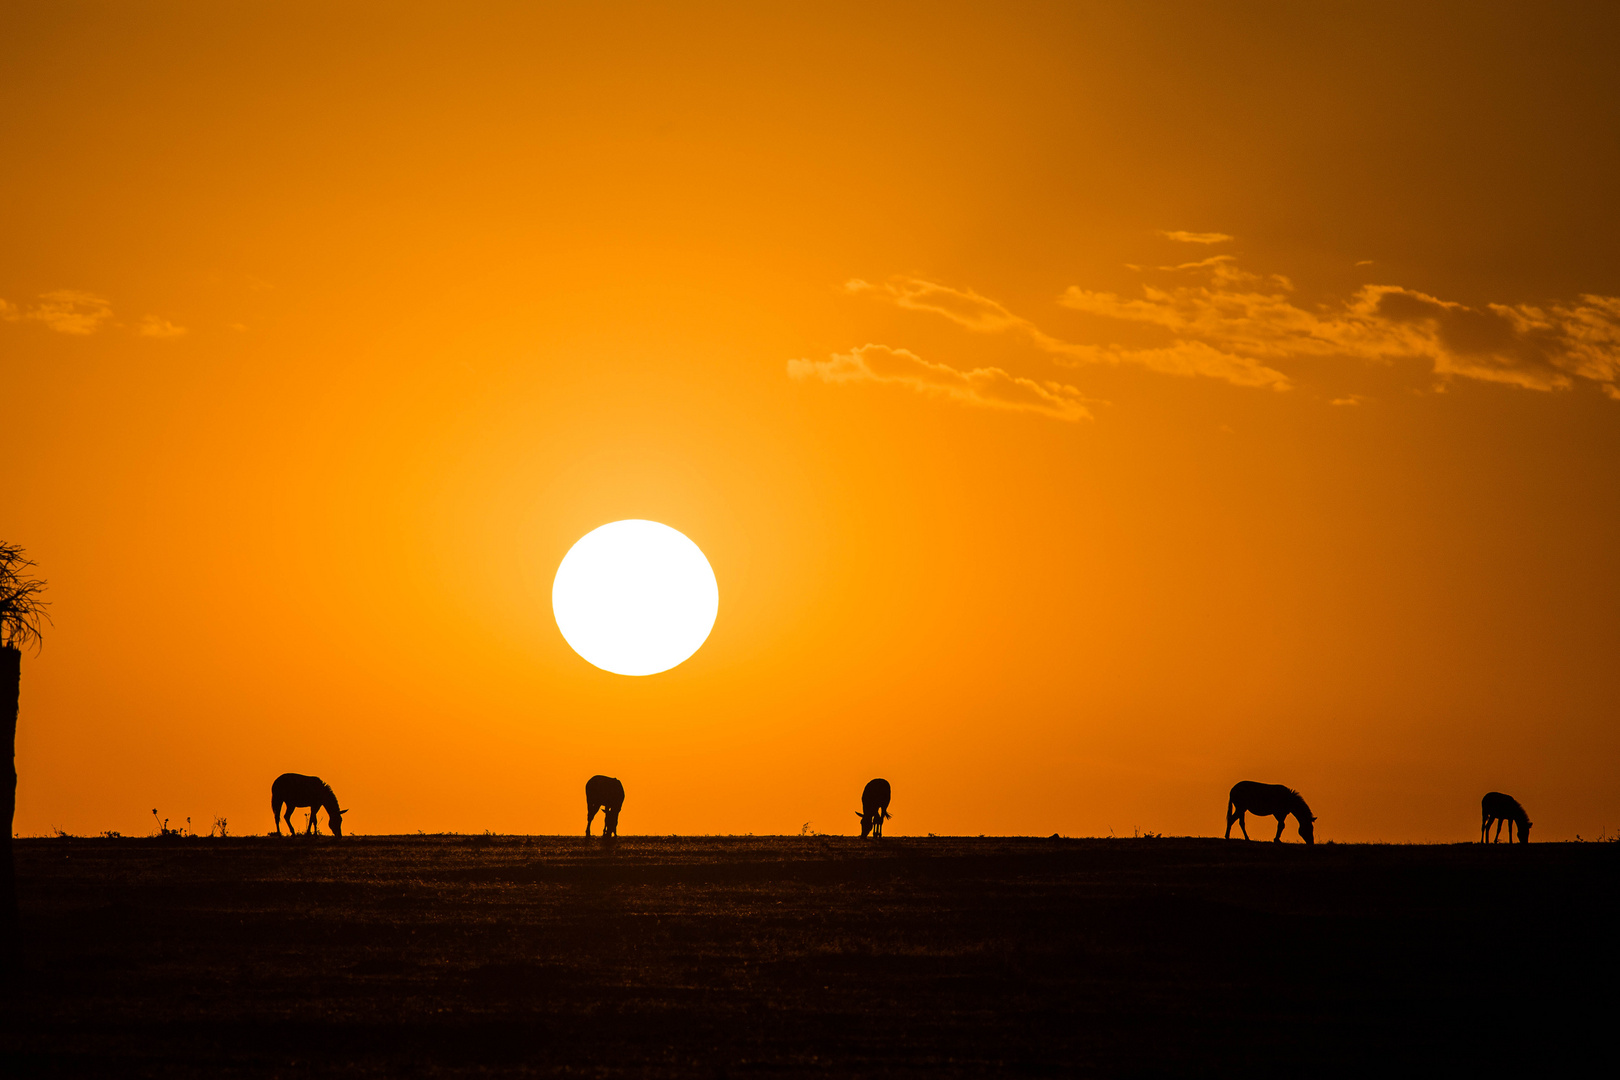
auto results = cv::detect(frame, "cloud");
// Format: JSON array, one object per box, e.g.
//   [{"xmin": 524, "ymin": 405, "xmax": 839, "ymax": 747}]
[
  {"xmin": 136, "ymin": 315, "xmax": 187, "ymax": 339},
  {"xmin": 830, "ymin": 262, "xmax": 1620, "ymax": 416},
  {"xmin": 1160, "ymin": 230, "xmax": 1234, "ymax": 245},
  {"xmin": 847, "ymin": 276, "xmax": 1291, "ymax": 390},
  {"xmin": 1059, "ymin": 261, "xmax": 1620, "ymax": 395},
  {"xmin": 2, "ymin": 293, "xmax": 194, "ymax": 340},
  {"xmin": 788, "ymin": 343, "xmax": 1094, "ymax": 422},
  {"xmin": 1, "ymin": 290, "xmax": 115, "ymax": 335}
]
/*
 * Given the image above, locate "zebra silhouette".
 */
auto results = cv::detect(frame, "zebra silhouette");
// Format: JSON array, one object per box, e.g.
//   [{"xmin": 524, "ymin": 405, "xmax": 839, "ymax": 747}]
[
  {"xmin": 586, "ymin": 775, "xmax": 625, "ymax": 837},
  {"xmin": 271, "ymin": 773, "xmax": 347, "ymax": 837},
  {"xmin": 1225, "ymin": 780, "xmax": 1315, "ymax": 844},
  {"xmin": 1481, "ymin": 792, "xmax": 1531, "ymax": 843},
  {"xmin": 857, "ymin": 778, "xmax": 891, "ymax": 838}
]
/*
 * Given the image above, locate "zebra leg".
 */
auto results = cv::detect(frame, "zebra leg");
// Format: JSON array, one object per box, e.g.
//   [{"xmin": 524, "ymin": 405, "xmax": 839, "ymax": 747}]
[
  {"xmin": 1237, "ymin": 811, "xmax": 1250, "ymax": 840},
  {"xmin": 586, "ymin": 806, "xmax": 597, "ymax": 837},
  {"xmin": 1273, "ymin": 815, "xmax": 1286, "ymax": 842}
]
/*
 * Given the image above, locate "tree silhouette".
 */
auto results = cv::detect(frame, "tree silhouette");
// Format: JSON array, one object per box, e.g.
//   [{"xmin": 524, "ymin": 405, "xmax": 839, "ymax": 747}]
[{"xmin": 1, "ymin": 542, "xmax": 48, "ymax": 968}]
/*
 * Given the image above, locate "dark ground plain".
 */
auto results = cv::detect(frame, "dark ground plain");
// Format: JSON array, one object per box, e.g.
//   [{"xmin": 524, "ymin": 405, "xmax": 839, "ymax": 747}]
[{"xmin": 4, "ymin": 835, "xmax": 1616, "ymax": 1077}]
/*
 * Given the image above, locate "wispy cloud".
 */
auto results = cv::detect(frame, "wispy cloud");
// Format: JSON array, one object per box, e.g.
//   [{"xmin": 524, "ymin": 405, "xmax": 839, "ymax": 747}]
[
  {"xmin": 810, "ymin": 254, "xmax": 1620, "ymax": 421},
  {"xmin": 788, "ymin": 343, "xmax": 1094, "ymax": 422},
  {"xmin": 1160, "ymin": 230, "xmax": 1234, "ymax": 245},
  {"xmin": 1059, "ymin": 260, "xmax": 1620, "ymax": 396},
  {"xmin": 1, "ymin": 290, "xmax": 113, "ymax": 335},
  {"xmin": 847, "ymin": 277, "xmax": 1291, "ymax": 390},
  {"xmin": 2, "ymin": 292, "xmax": 191, "ymax": 339},
  {"xmin": 136, "ymin": 315, "xmax": 187, "ymax": 339}
]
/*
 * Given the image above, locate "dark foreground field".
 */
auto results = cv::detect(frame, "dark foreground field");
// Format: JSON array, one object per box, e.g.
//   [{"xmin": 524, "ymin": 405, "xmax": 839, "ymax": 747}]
[{"xmin": 4, "ymin": 835, "xmax": 1616, "ymax": 1077}]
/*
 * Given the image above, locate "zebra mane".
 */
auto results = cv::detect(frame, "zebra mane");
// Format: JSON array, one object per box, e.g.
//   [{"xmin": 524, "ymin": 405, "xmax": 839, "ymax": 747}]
[{"xmin": 1288, "ymin": 787, "xmax": 1313, "ymax": 814}]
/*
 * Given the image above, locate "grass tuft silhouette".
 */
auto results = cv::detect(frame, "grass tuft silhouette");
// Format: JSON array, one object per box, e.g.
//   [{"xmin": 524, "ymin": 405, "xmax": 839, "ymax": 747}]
[{"xmin": 151, "ymin": 809, "xmax": 188, "ymax": 839}]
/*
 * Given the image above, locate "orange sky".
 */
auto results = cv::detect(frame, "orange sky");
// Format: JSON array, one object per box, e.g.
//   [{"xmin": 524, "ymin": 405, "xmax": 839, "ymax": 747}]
[{"xmin": 5, "ymin": 3, "xmax": 1619, "ymax": 841}]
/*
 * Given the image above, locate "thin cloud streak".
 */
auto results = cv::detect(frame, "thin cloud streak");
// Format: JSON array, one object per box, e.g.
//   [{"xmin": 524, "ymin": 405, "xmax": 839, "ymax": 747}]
[
  {"xmin": 1060, "ymin": 260, "xmax": 1620, "ymax": 396},
  {"xmin": 136, "ymin": 316, "xmax": 188, "ymax": 339},
  {"xmin": 3, "ymin": 292, "xmax": 190, "ymax": 339},
  {"xmin": 1160, "ymin": 230, "xmax": 1234, "ymax": 245},
  {"xmin": 1, "ymin": 290, "xmax": 113, "ymax": 335},
  {"xmin": 847, "ymin": 277, "xmax": 1291, "ymax": 390},
  {"xmin": 788, "ymin": 344, "xmax": 1094, "ymax": 422}
]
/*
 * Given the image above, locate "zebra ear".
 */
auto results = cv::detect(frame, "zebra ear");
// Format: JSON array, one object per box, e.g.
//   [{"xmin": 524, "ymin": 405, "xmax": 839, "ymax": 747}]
[{"xmin": 854, "ymin": 811, "xmax": 863, "ymax": 818}]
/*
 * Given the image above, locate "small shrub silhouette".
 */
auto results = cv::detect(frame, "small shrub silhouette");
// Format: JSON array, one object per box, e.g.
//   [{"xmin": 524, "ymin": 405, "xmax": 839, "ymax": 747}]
[{"xmin": 151, "ymin": 809, "xmax": 188, "ymax": 839}]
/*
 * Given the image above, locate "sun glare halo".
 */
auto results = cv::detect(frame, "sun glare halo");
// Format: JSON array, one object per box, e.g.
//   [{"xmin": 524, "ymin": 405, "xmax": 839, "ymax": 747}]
[{"xmin": 552, "ymin": 520, "xmax": 719, "ymax": 676}]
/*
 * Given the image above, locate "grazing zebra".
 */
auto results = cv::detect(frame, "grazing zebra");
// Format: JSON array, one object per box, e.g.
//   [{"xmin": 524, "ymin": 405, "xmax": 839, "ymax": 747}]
[
  {"xmin": 1481, "ymin": 792, "xmax": 1531, "ymax": 844},
  {"xmin": 857, "ymin": 778, "xmax": 891, "ymax": 838},
  {"xmin": 1225, "ymin": 780, "xmax": 1316, "ymax": 845},
  {"xmin": 271, "ymin": 773, "xmax": 347, "ymax": 837},
  {"xmin": 586, "ymin": 775, "xmax": 625, "ymax": 837}
]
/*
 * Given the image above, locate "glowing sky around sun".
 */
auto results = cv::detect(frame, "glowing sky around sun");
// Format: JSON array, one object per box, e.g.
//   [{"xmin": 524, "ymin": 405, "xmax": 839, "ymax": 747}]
[{"xmin": 3, "ymin": 3, "xmax": 1619, "ymax": 841}]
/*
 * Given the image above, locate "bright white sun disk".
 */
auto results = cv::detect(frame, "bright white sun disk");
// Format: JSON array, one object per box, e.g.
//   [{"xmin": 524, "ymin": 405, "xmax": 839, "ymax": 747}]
[{"xmin": 552, "ymin": 520, "xmax": 719, "ymax": 676}]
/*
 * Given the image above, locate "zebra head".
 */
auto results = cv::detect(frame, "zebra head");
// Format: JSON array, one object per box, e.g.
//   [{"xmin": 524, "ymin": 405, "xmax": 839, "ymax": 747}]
[
  {"xmin": 857, "ymin": 810, "xmax": 875, "ymax": 838},
  {"xmin": 1298, "ymin": 814, "xmax": 1316, "ymax": 845},
  {"xmin": 330, "ymin": 807, "xmax": 348, "ymax": 837}
]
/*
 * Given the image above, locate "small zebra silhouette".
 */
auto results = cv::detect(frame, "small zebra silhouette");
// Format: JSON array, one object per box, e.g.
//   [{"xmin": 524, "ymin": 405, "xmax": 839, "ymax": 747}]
[
  {"xmin": 1481, "ymin": 792, "xmax": 1531, "ymax": 843},
  {"xmin": 857, "ymin": 778, "xmax": 891, "ymax": 838},
  {"xmin": 1225, "ymin": 780, "xmax": 1315, "ymax": 844},
  {"xmin": 271, "ymin": 773, "xmax": 347, "ymax": 837},
  {"xmin": 585, "ymin": 775, "xmax": 625, "ymax": 837}
]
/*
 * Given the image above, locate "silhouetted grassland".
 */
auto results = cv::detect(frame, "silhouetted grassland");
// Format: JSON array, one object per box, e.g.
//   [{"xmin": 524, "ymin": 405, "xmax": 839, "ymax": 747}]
[{"xmin": 3, "ymin": 836, "xmax": 1614, "ymax": 1076}]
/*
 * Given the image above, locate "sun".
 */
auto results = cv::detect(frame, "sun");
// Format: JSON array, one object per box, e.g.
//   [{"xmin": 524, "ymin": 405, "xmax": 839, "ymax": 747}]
[{"xmin": 552, "ymin": 520, "xmax": 719, "ymax": 676}]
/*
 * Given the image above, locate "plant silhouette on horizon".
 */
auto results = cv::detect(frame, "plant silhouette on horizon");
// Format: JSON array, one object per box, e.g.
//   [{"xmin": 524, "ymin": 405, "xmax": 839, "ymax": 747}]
[
  {"xmin": 1, "ymin": 542, "xmax": 49, "ymax": 969},
  {"xmin": 152, "ymin": 809, "xmax": 188, "ymax": 839}
]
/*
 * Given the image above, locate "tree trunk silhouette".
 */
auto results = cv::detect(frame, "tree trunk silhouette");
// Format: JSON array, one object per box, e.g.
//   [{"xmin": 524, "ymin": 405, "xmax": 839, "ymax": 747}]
[{"xmin": 1, "ymin": 644, "xmax": 18, "ymax": 969}]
